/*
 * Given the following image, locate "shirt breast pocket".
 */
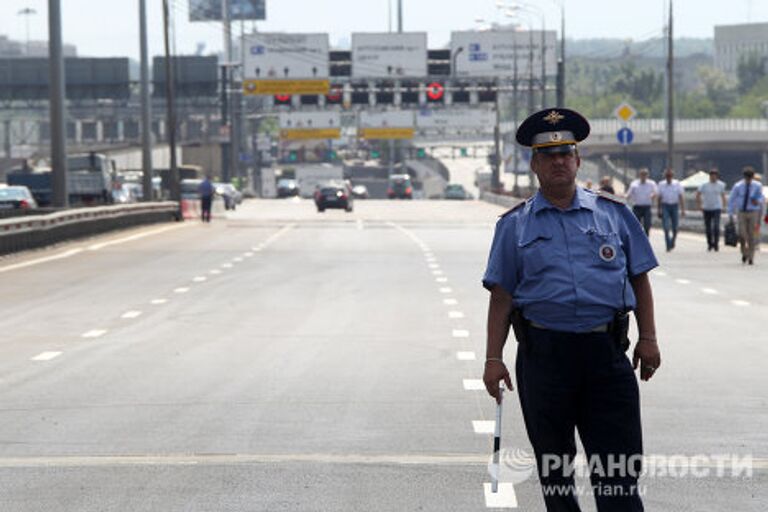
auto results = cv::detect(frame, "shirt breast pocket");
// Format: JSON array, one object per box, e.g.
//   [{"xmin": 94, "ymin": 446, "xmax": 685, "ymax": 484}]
[
  {"xmin": 518, "ymin": 234, "xmax": 553, "ymax": 275},
  {"xmin": 588, "ymin": 230, "xmax": 626, "ymax": 270}
]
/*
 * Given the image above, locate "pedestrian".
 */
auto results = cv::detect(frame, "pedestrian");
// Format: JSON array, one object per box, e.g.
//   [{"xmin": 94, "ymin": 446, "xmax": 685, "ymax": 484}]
[
  {"xmin": 727, "ymin": 166, "xmax": 765, "ymax": 265},
  {"xmin": 626, "ymin": 168, "xmax": 658, "ymax": 236},
  {"xmin": 198, "ymin": 174, "xmax": 215, "ymax": 223},
  {"xmin": 657, "ymin": 169, "xmax": 686, "ymax": 252},
  {"xmin": 483, "ymin": 108, "xmax": 660, "ymax": 512},
  {"xmin": 598, "ymin": 175, "xmax": 615, "ymax": 194},
  {"xmin": 696, "ymin": 169, "xmax": 727, "ymax": 252},
  {"xmin": 584, "ymin": 179, "xmax": 594, "ymax": 190}
]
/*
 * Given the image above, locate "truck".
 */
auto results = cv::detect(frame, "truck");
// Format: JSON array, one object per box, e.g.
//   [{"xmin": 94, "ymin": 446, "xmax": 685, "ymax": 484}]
[
  {"xmin": 7, "ymin": 153, "xmax": 115, "ymax": 206},
  {"xmin": 294, "ymin": 164, "xmax": 345, "ymax": 198}
]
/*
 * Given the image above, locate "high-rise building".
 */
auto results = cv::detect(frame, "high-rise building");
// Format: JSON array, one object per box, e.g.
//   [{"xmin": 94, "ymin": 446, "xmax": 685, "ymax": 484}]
[{"xmin": 714, "ymin": 22, "xmax": 768, "ymax": 79}]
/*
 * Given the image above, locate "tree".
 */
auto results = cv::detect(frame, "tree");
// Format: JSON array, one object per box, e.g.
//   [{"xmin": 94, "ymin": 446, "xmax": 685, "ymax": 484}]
[{"xmin": 736, "ymin": 53, "xmax": 767, "ymax": 94}]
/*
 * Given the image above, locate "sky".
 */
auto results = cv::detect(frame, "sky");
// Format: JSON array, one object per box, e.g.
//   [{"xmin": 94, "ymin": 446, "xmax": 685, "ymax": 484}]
[{"xmin": 0, "ymin": 0, "xmax": 767, "ymax": 60}]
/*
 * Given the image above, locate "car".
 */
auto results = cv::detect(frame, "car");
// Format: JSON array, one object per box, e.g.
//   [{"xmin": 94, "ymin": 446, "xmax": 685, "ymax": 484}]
[
  {"xmin": 215, "ymin": 182, "xmax": 241, "ymax": 210},
  {"xmin": 351, "ymin": 184, "xmax": 369, "ymax": 199},
  {"xmin": 277, "ymin": 178, "xmax": 300, "ymax": 198},
  {"xmin": 0, "ymin": 186, "xmax": 38, "ymax": 210},
  {"xmin": 315, "ymin": 184, "xmax": 353, "ymax": 212},
  {"xmin": 387, "ymin": 174, "xmax": 413, "ymax": 199},
  {"xmin": 444, "ymin": 183, "xmax": 471, "ymax": 200}
]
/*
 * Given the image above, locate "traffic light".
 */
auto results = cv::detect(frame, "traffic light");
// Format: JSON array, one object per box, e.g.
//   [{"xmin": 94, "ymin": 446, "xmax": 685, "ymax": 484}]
[
  {"xmin": 351, "ymin": 82, "xmax": 369, "ymax": 105},
  {"xmin": 460, "ymin": 147, "xmax": 468, "ymax": 157},
  {"xmin": 452, "ymin": 82, "xmax": 470, "ymax": 104},
  {"xmin": 326, "ymin": 85, "xmax": 343, "ymax": 105},
  {"xmin": 371, "ymin": 150, "xmax": 381, "ymax": 159},
  {"xmin": 288, "ymin": 150, "xmax": 298, "ymax": 162},
  {"xmin": 376, "ymin": 81, "xmax": 395, "ymax": 105},
  {"xmin": 400, "ymin": 81, "xmax": 419, "ymax": 105},
  {"xmin": 477, "ymin": 82, "xmax": 497, "ymax": 103},
  {"xmin": 274, "ymin": 94, "xmax": 292, "ymax": 106},
  {"xmin": 426, "ymin": 82, "xmax": 445, "ymax": 103},
  {"xmin": 327, "ymin": 149, "xmax": 338, "ymax": 161},
  {"xmin": 417, "ymin": 148, "xmax": 427, "ymax": 159}
]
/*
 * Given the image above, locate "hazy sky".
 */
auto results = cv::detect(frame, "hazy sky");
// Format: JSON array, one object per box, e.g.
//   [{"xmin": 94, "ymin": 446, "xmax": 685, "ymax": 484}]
[{"xmin": 0, "ymin": 0, "xmax": 767, "ymax": 59}]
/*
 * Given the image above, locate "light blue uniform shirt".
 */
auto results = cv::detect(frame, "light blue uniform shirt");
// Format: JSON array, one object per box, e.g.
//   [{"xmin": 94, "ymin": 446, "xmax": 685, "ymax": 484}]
[
  {"xmin": 483, "ymin": 188, "xmax": 658, "ymax": 332},
  {"xmin": 727, "ymin": 180, "xmax": 765, "ymax": 215}
]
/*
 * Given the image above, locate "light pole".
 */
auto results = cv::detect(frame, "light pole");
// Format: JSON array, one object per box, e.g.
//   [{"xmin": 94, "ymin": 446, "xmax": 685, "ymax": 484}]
[{"xmin": 17, "ymin": 7, "xmax": 37, "ymax": 55}]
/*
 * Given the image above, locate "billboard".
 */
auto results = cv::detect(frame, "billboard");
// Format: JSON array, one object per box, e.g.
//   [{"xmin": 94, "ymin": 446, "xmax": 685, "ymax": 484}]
[
  {"xmin": 450, "ymin": 30, "xmax": 557, "ymax": 79},
  {"xmin": 351, "ymin": 33, "xmax": 428, "ymax": 78},
  {"xmin": 359, "ymin": 111, "xmax": 415, "ymax": 140},
  {"xmin": 189, "ymin": 0, "xmax": 265, "ymax": 21},
  {"xmin": 243, "ymin": 33, "xmax": 329, "ymax": 79},
  {"xmin": 416, "ymin": 108, "xmax": 495, "ymax": 130}
]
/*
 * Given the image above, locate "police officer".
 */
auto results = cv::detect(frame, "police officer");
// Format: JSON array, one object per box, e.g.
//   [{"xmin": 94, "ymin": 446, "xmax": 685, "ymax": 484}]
[{"xmin": 482, "ymin": 108, "xmax": 661, "ymax": 512}]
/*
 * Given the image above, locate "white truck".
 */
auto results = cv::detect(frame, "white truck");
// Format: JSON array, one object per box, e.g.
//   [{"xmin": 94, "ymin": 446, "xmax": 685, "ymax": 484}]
[{"xmin": 295, "ymin": 164, "xmax": 345, "ymax": 198}]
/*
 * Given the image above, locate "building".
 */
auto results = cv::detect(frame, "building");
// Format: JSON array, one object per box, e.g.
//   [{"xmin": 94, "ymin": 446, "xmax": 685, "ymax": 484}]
[
  {"xmin": 0, "ymin": 35, "xmax": 77, "ymax": 58},
  {"xmin": 714, "ymin": 22, "xmax": 768, "ymax": 79}
]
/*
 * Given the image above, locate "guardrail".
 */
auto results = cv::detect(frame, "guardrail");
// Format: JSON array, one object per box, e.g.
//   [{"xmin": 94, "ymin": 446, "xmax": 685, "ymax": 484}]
[{"xmin": 0, "ymin": 202, "xmax": 179, "ymax": 256}]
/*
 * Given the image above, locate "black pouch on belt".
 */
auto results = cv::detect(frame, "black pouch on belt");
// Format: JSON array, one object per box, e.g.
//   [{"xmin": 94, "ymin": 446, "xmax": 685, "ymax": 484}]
[{"xmin": 612, "ymin": 310, "xmax": 631, "ymax": 352}]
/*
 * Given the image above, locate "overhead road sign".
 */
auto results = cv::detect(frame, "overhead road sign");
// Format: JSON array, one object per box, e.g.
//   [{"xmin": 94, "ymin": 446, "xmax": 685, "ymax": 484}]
[
  {"xmin": 281, "ymin": 128, "xmax": 341, "ymax": 140},
  {"xmin": 189, "ymin": 0, "xmax": 266, "ymax": 21},
  {"xmin": 279, "ymin": 111, "xmax": 341, "ymax": 140},
  {"xmin": 450, "ymin": 30, "xmax": 557, "ymax": 79},
  {"xmin": 617, "ymin": 127, "xmax": 634, "ymax": 145},
  {"xmin": 614, "ymin": 102, "xmax": 637, "ymax": 123},
  {"xmin": 351, "ymin": 32, "xmax": 428, "ymax": 78},
  {"xmin": 416, "ymin": 108, "xmax": 495, "ymax": 130},
  {"xmin": 244, "ymin": 33, "xmax": 329, "ymax": 80},
  {"xmin": 359, "ymin": 111, "xmax": 415, "ymax": 140},
  {"xmin": 244, "ymin": 79, "xmax": 330, "ymax": 95}
]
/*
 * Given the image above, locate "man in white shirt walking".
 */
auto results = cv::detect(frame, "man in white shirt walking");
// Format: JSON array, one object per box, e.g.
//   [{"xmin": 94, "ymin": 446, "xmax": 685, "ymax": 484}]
[
  {"xmin": 657, "ymin": 168, "xmax": 686, "ymax": 252},
  {"xmin": 626, "ymin": 168, "xmax": 657, "ymax": 235},
  {"xmin": 727, "ymin": 166, "xmax": 765, "ymax": 265},
  {"xmin": 696, "ymin": 169, "xmax": 727, "ymax": 252}
]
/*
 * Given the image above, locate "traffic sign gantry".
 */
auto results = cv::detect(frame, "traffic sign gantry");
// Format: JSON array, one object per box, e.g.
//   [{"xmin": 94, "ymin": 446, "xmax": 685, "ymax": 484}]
[{"xmin": 617, "ymin": 127, "xmax": 634, "ymax": 146}]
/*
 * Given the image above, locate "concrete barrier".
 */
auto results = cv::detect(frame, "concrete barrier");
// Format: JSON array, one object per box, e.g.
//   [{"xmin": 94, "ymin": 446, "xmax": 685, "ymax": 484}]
[{"xmin": 0, "ymin": 202, "xmax": 179, "ymax": 255}]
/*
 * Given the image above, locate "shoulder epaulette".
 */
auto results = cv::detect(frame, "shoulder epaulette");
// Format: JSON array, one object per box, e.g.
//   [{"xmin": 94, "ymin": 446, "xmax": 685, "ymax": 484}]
[
  {"xmin": 596, "ymin": 190, "xmax": 627, "ymax": 205},
  {"xmin": 499, "ymin": 199, "xmax": 529, "ymax": 218}
]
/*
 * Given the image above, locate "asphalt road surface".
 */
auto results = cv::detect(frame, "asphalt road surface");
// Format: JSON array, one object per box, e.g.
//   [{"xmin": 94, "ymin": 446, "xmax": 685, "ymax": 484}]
[{"xmin": 0, "ymin": 198, "xmax": 765, "ymax": 511}]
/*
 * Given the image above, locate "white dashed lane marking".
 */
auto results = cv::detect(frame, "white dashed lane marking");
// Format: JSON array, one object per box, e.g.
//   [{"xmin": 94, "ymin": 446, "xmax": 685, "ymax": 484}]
[
  {"xmin": 221, "ymin": 263, "xmax": 233, "ymax": 269},
  {"xmin": 449, "ymin": 311, "xmax": 465, "ymax": 319},
  {"xmin": 174, "ymin": 287, "xmax": 190, "ymax": 294},
  {"xmin": 150, "ymin": 299, "xmax": 167, "ymax": 305},
  {"xmin": 457, "ymin": 351, "xmax": 476, "ymax": 361},
  {"xmin": 82, "ymin": 330, "xmax": 107, "ymax": 339},
  {"xmin": 655, "ymin": 271, "xmax": 667, "ymax": 277},
  {"xmin": 443, "ymin": 298, "xmax": 458, "ymax": 306},
  {"xmin": 31, "ymin": 351, "xmax": 62, "ymax": 362},
  {"xmin": 193, "ymin": 276, "xmax": 207, "ymax": 283},
  {"xmin": 731, "ymin": 300, "xmax": 751, "ymax": 307},
  {"xmin": 428, "ymin": 264, "xmax": 440, "ymax": 269},
  {"xmin": 439, "ymin": 287, "xmax": 453, "ymax": 294},
  {"xmin": 210, "ymin": 269, "xmax": 222, "ymax": 275},
  {"xmin": 472, "ymin": 421, "xmax": 496, "ymax": 434},
  {"xmin": 432, "ymin": 270, "xmax": 443, "ymax": 275},
  {"xmin": 436, "ymin": 277, "xmax": 449, "ymax": 283},
  {"xmin": 232, "ymin": 257, "xmax": 243, "ymax": 263},
  {"xmin": 463, "ymin": 379, "xmax": 485, "ymax": 391},
  {"xmin": 701, "ymin": 288, "xmax": 718, "ymax": 295},
  {"xmin": 452, "ymin": 329, "xmax": 470, "ymax": 338},
  {"xmin": 675, "ymin": 279, "xmax": 691, "ymax": 285},
  {"xmin": 121, "ymin": 311, "xmax": 142, "ymax": 319}
]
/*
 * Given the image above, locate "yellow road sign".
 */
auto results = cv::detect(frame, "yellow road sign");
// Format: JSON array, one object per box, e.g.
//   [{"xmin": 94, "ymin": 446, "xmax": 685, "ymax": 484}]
[
  {"xmin": 280, "ymin": 128, "xmax": 341, "ymax": 140},
  {"xmin": 614, "ymin": 102, "xmax": 637, "ymax": 123},
  {"xmin": 244, "ymin": 79, "xmax": 330, "ymax": 96},
  {"xmin": 359, "ymin": 127, "xmax": 415, "ymax": 140}
]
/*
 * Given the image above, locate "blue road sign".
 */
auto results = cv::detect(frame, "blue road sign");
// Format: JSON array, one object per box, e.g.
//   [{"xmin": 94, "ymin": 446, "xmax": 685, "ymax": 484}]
[{"xmin": 617, "ymin": 127, "xmax": 634, "ymax": 145}]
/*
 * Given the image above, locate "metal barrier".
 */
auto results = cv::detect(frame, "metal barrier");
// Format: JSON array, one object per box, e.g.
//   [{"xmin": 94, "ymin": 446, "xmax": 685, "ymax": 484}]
[{"xmin": 0, "ymin": 202, "xmax": 179, "ymax": 255}]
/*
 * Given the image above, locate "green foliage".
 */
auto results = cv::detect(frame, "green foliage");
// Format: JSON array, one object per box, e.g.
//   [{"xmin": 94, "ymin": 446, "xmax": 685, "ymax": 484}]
[
  {"xmin": 736, "ymin": 53, "xmax": 767, "ymax": 94},
  {"xmin": 729, "ymin": 76, "xmax": 768, "ymax": 117}
]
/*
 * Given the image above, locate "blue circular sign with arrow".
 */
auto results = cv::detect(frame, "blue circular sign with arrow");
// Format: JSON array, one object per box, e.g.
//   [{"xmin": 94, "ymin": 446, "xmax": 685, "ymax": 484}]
[{"xmin": 617, "ymin": 127, "xmax": 634, "ymax": 145}]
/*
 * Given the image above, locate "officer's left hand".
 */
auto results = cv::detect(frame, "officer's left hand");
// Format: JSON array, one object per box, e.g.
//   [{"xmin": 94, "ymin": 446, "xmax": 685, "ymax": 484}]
[{"xmin": 632, "ymin": 339, "xmax": 661, "ymax": 381}]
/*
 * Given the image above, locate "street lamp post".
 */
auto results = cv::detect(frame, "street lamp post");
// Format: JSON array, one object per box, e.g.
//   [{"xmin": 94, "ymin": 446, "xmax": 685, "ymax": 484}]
[{"xmin": 18, "ymin": 7, "xmax": 37, "ymax": 55}]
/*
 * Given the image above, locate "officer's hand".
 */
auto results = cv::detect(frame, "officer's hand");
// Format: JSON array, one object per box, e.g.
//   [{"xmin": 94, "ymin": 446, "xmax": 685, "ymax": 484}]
[
  {"xmin": 632, "ymin": 339, "xmax": 661, "ymax": 381},
  {"xmin": 483, "ymin": 361, "xmax": 513, "ymax": 404}
]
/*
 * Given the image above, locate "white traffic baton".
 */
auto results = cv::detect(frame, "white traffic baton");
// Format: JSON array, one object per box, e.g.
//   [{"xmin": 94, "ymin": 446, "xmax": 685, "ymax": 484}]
[{"xmin": 491, "ymin": 383, "xmax": 504, "ymax": 493}]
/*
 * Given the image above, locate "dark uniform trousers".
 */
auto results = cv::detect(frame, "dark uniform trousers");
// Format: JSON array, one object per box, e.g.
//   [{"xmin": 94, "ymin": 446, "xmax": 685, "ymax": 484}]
[{"xmin": 516, "ymin": 326, "xmax": 644, "ymax": 512}]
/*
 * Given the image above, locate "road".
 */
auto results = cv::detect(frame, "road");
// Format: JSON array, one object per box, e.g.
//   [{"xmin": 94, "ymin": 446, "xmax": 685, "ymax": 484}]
[{"xmin": 0, "ymin": 198, "xmax": 765, "ymax": 511}]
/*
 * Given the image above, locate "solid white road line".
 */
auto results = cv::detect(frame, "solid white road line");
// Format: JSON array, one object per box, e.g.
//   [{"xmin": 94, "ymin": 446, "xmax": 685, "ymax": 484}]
[
  {"xmin": 121, "ymin": 311, "xmax": 142, "ymax": 319},
  {"xmin": 453, "ymin": 329, "xmax": 470, "ymax": 338},
  {"xmin": 193, "ymin": 276, "xmax": 207, "ymax": 283},
  {"xmin": 731, "ymin": 300, "xmax": 751, "ymax": 307},
  {"xmin": 0, "ymin": 249, "xmax": 83, "ymax": 274},
  {"xmin": 457, "ymin": 351, "xmax": 476, "ymax": 361},
  {"xmin": 150, "ymin": 299, "xmax": 167, "ymax": 305},
  {"xmin": 31, "ymin": 351, "xmax": 62, "ymax": 362},
  {"xmin": 449, "ymin": 311, "xmax": 465, "ymax": 319},
  {"xmin": 443, "ymin": 298, "xmax": 459, "ymax": 306},
  {"xmin": 87, "ymin": 224, "xmax": 188, "ymax": 251},
  {"xmin": 82, "ymin": 330, "xmax": 107, "ymax": 339},
  {"xmin": 472, "ymin": 421, "xmax": 496, "ymax": 434},
  {"xmin": 701, "ymin": 288, "xmax": 718, "ymax": 295},
  {"xmin": 483, "ymin": 483, "xmax": 518, "ymax": 508},
  {"xmin": 174, "ymin": 287, "xmax": 190, "ymax": 294},
  {"xmin": 463, "ymin": 379, "xmax": 485, "ymax": 391},
  {"xmin": 439, "ymin": 287, "xmax": 453, "ymax": 294}
]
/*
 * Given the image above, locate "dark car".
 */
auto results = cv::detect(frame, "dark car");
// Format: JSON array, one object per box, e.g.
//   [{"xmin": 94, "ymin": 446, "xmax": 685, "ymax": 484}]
[
  {"xmin": 0, "ymin": 186, "xmax": 38, "ymax": 210},
  {"xmin": 444, "ymin": 183, "xmax": 471, "ymax": 200},
  {"xmin": 387, "ymin": 174, "xmax": 413, "ymax": 199},
  {"xmin": 315, "ymin": 184, "xmax": 353, "ymax": 212},
  {"xmin": 277, "ymin": 178, "xmax": 299, "ymax": 198}
]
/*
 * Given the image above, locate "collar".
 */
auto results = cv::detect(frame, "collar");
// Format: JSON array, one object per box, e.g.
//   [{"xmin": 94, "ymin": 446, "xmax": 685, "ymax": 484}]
[{"xmin": 532, "ymin": 187, "xmax": 596, "ymax": 214}]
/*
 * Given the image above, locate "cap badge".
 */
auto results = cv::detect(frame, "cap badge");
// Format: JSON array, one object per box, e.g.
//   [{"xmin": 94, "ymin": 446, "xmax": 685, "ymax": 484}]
[
  {"xmin": 543, "ymin": 110, "xmax": 565, "ymax": 125},
  {"xmin": 599, "ymin": 244, "xmax": 616, "ymax": 262},
  {"xmin": 550, "ymin": 132, "xmax": 562, "ymax": 142}
]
